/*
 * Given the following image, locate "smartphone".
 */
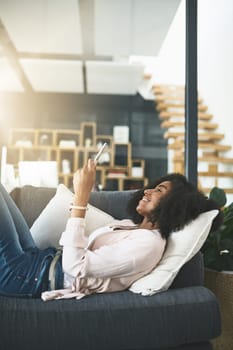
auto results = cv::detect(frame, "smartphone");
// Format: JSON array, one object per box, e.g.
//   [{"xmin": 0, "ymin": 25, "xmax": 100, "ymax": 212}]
[{"xmin": 94, "ymin": 142, "xmax": 107, "ymax": 164}]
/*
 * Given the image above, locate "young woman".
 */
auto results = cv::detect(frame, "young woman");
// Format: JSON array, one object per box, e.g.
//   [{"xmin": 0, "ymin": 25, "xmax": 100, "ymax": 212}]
[{"xmin": 0, "ymin": 159, "xmax": 222, "ymax": 300}]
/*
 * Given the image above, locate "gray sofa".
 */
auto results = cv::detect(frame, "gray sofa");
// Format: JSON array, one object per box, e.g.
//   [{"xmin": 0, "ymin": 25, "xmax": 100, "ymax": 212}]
[{"xmin": 0, "ymin": 186, "xmax": 221, "ymax": 350}]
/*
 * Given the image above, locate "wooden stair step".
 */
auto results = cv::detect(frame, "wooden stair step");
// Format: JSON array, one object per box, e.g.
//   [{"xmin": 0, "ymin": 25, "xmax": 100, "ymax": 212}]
[
  {"xmin": 164, "ymin": 131, "xmax": 224, "ymax": 141},
  {"xmin": 161, "ymin": 121, "xmax": 218, "ymax": 130},
  {"xmin": 158, "ymin": 111, "xmax": 213, "ymax": 121},
  {"xmin": 155, "ymin": 96, "xmax": 185, "ymax": 103},
  {"xmin": 154, "ymin": 92, "xmax": 184, "ymax": 98},
  {"xmin": 168, "ymin": 141, "xmax": 232, "ymax": 152},
  {"xmin": 199, "ymin": 121, "xmax": 219, "ymax": 129},
  {"xmin": 198, "ymin": 171, "xmax": 233, "ymax": 177},
  {"xmin": 152, "ymin": 85, "xmax": 185, "ymax": 94},
  {"xmin": 156, "ymin": 102, "xmax": 208, "ymax": 112},
  {"xmin": 155, "ymin": 95, "xmax": 203, "ymax": 104},
  {"xmin": 144, "ymin": 73, "xmax": 152, "ymax": 80},
  {"xmin": 161, "ymin": 121, "xmax": 184, "ymax": 128},
  {"xmin": 198, "ymin": 156, "xmax": 233, "ymax": 163},
  {"xmin": 173, "ymin": 155, "xmax": 233, "ymax": 164}
]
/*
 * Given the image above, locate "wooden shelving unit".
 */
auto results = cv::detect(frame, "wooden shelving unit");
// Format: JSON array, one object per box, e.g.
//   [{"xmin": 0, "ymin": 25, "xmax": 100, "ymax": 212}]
[{"xmin": 6, "ymin": 123, "xmax": 148, "ymax": 190}]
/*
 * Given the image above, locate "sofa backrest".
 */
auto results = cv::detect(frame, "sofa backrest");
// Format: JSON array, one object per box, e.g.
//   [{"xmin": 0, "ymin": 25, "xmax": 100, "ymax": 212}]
[
  {"xmin": 10, "ymin": 185, "xmax": 57, "ymax": 228},
  {"xmin": 89, "ymin": 189, "xmax": 136, "ymax": 219}
]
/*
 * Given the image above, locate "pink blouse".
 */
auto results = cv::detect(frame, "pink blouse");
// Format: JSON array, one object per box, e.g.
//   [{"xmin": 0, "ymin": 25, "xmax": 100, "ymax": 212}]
[{"xmin": 41, "ymin": 218, "xmax": 166, "ymax": 301}]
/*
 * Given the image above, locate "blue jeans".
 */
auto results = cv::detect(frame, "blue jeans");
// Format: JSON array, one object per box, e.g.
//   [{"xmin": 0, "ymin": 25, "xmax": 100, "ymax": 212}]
[{"xmin": 0, "ymin": 183, "xmax": 62, "ymax": 298}]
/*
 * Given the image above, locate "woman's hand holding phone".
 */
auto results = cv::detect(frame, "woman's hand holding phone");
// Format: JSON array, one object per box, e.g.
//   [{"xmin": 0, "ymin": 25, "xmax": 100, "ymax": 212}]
[
  {"xmin": 94, "ymin": 142, "xmax": 107, "ymax": 164},
  {"xmin": 71, "ymin": 143, "xmax": 107, "ymax": 217}
]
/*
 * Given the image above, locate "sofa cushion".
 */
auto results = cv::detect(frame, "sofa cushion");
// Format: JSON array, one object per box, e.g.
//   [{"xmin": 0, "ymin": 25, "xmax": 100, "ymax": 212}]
[
  {"xmin": 30, "ymin": 184, "xmax": 114, "ymax": 249},
  {"xmin": 130, "ymin": 210, "xmax": 218, "ymax": 296},
  {"xmin": 0, "ymin": 286, "xmax": 221, "ymax": 350}
]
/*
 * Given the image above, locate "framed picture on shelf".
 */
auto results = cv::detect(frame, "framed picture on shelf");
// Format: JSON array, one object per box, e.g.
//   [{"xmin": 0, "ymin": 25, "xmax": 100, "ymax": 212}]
[
  {"xmin": 113, "ymin": 126, "xmax": 129, "ymax": 143},
  {"xmin": 131, "ymin": 159, "xmax": 144, "ymax": 177}
]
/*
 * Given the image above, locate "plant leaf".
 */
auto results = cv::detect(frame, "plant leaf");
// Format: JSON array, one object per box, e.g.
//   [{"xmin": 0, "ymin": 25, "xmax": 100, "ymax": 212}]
[
  {"xmin": 203, "ymin": 189, "xmax": 233, "ymax": 271},
  {"xmin": 209, "ymin": 187, "xmax": 227, "ymax": 207}
]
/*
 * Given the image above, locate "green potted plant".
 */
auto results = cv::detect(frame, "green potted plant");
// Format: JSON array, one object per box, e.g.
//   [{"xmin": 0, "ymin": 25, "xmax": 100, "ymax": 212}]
[
  {"xmin": 201, "ymin": 187, "xmax": 233, "ymax": 350},
  {"xmin": 202, "ymin": 187, "xmax": 233, "ymax": 271}
]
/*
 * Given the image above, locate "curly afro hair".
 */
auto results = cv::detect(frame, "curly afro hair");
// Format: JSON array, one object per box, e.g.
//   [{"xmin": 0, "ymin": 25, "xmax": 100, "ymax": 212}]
[{"xmin": 127, "ymin": 173, "xmax": 223, "ymax": 239}]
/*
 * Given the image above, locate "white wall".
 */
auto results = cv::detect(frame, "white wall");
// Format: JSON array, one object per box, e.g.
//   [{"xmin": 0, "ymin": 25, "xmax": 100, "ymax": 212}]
[
  {"xmin": 198, "ymin": 0, "xmax": 233, "ymax": 158},
  {"xmin": 151, "ymin": 0, "xmax": 233, "ymax": 203},
  {"xmin": 151, "ymin": 0, "xmax": 185, "ymax": 85},
  {"xmin": 153, "ymin": 0, "xmax": 233, "ymax": 147},
  {"xmin": 198, "ymin": 0, "xmax": 233, "ymax": 204}
]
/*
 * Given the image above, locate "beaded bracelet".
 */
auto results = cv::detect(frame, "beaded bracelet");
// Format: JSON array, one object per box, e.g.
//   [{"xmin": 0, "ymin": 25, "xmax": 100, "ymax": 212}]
[{"xmin": 69, "ymin": 205, "xmax": 88, "ymax": 211}]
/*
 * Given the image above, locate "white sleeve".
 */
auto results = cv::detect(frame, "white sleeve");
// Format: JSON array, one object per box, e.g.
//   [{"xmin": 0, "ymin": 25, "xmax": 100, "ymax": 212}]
[{"xmin": 59, "ymin": 217, "xmax": 88, "ymax": 277}]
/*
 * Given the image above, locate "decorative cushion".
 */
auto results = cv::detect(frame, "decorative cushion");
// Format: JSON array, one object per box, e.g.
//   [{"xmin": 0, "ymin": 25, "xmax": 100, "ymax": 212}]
[
  {"xmin": 30, "ymin": 184, "xmax": 114, "ymax": 249},
  {"xmin": 129, "ymin": 209, "xmax": 218, "ymax": 296}
]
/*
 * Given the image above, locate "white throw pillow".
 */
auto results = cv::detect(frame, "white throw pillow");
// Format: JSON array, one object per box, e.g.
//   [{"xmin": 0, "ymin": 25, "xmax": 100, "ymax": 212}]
[
  {"xmin": 129, "ymin": 209, "xmax": 218, "ymax": 296},
  {"xmin": 30, "ymin": 184, "xmax": 114, "ymax": 249}
]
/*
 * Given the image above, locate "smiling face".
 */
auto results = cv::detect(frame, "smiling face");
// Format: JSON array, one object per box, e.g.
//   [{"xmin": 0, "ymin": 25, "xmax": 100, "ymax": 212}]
[{"xmin": 136, "ymin": 181, "xmax": 172, "ymax": 218}]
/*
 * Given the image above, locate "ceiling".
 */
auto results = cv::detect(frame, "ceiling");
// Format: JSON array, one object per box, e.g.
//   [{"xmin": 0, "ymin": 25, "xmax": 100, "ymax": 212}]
[{"xmin": 0, "ymin": 0, "xmax": 181, "ymax": 95}]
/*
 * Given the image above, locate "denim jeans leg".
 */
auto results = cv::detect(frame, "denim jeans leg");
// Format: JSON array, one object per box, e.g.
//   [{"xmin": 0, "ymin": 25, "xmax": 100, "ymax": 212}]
[
  {"xmin": 55, "ymin": 255, "xmax": 64, "ymax": 290},
  {"xmin": 0, "ymin": 247, "xmax": 56, "ymax": 297},
  {"xmin": 0, "ymin": 185, "xmax": 57, "ymax": 297},
  {"xmin": 0, "ymin": 183, "xmax": 36, "ymax": 251}
]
